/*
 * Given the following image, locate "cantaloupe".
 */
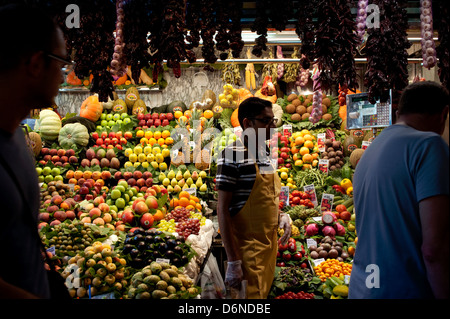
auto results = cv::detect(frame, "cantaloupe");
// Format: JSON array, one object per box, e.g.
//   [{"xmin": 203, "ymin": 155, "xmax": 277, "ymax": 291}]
[{"xmin": 350, "ymin": 148, "xmax": 365, "ymax": 168}]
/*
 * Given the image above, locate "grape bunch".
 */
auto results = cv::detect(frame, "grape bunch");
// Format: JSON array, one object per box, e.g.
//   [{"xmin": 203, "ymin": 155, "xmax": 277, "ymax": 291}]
[
  {"xmin": 190, "ymin": 211, "xmax": 206, "ymax": 226},
  {"xmin": 275, "ymin": 291, "xmax": 315, "ymax": 299},
  {"xmin": 176, "ymin": 218, "xmax": 200, "ymax": 239},
  {"xmin": 165, "ymin": 207, "xmax": 191, "ymax": 223},
  {"xmin": 157, "ymin": 219, "xmax": 176, "ymax": 233}
]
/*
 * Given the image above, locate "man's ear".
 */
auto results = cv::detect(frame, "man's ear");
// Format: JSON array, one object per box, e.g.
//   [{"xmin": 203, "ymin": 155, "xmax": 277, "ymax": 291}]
[
  {"xmin": 242, "ymin": 117, "xmax": 252, "ymax": 129},
  {"xmin": 25, "ymin": 51, "xmax": 45, "ymax": 78}
]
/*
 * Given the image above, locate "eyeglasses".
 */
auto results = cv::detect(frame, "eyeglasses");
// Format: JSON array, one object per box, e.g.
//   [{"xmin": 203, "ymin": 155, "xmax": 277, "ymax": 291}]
[
  {"xmin": 248, "ymin": 117, "xmax": 278, "ymax": 126},
  {"xmin": 46, "ymin": 53, "xmax": 75, "ymax": 73}
]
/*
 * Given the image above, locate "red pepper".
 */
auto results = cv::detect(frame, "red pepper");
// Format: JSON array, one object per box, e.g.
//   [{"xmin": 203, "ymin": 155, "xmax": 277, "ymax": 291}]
[{"xmin": 332, "ymin": 185, "xmax": 346, "ymax": 194}]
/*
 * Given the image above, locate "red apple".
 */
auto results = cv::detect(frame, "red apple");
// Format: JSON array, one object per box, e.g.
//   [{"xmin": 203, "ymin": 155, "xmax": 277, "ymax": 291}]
[
  {"xmin": 140, "ymin": 213, "xmax": 154, "ymax": 229},
  {"xmin": 134, "ymin": 201, "xmax": 149, "ymax": 215},
  {"xmin": 145, "ymin": 196, "xmax": 158, "ymax": 210},
  {"xmin": 92, "ymin": 132, "xmax": 99, "ymax": 140},
  {"xmin": 162, "ymin": 119, "xmax": 169, "ymax": 127}
]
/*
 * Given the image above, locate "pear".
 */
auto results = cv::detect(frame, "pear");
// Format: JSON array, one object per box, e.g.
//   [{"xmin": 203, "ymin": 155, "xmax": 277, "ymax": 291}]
[
  {"xmin": 167, "ymin": 170, "xmax": 176, "ymax": 180},
  {"xmin": 162, "ymin": 178, "xmax": 170, "ymax": 187},
  {"xmin": 178, "ymin": 178, "xmax": 185, "ymax": 187},
  {"xmin": 199, "ymin": 171, "xmax": 207, "ymax": 179},
  {"xmin": 183, "ymin": 170, "xmax": 191, "ymax": 180},
  {"xmin": 176, "ymin": 171, "xmax": 183, "ymax": 181},
  {"xmin": 186, "ymin": 177, "xmax": 194, "ymax": 186},
  {"xmin": 182, "ymin": 184, "xmax": 189, "ymax": 190},
  {"xmin": 191, "ymin": 171, "xmax": 199, "ymax": 181},
  {"xmin": 171, "ymin": 178, "xmax": 178, "ymax": 187},
  {"xmin": 195, "ymin": 177, "xmax": 203, "ymax": 188},
  {"xmin": 158, "ymin": 172, "xmax": 166, "ymax": 182},
  {"xmin": 173, "ymin": 185, "xmax": 181, "ymax": 193},
  {"xmin": 199, "ymin": 183, "xmax": 207, "ymax": 192}
]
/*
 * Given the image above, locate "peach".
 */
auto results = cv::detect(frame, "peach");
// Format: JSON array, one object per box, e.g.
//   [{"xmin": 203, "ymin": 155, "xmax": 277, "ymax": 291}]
[
  {"xmin": 98, "ymin": 203, "xmax": 110, "ymax": 213},
  {"xmin": 101, "ymin": 170, "xmax": 111, "ymax": 180}
]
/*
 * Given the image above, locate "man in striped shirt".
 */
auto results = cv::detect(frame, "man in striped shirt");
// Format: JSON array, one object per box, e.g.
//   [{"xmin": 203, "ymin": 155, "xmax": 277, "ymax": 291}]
[{"xmin": 216, "ymin": 97, "xmax": 291, "ymax": 298}]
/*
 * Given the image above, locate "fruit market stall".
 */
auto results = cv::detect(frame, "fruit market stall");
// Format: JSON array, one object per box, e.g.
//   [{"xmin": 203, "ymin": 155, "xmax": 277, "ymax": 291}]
[{"xmin": 17, "ymin": 0, "xmax": 448, "ymax": 300}]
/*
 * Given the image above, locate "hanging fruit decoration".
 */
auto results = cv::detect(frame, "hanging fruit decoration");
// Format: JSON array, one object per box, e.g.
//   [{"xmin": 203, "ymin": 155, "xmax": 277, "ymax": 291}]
[
  {"xmin": 436, "ymin": 1, "xmax": 449, "ymax": 92},
  {"xmin": 420, "ymin": 0, "xmax": 437, "ymax": 70}
]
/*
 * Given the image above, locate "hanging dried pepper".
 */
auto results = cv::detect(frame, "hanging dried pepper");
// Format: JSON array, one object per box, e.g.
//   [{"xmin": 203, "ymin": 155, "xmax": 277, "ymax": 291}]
[
  {"xmin": 269, "ymin": 0, "xmax": 293, "ymax": 32},
  {"xmin": 200, "ymin": 0, "xmax": 217, "ymax": 64},
  {"xmin": 148, "ymin": 0, "xmax": 164, "ymax": 82},
  {"xmin": 215, "ymin": 0, "xmax": 232, "ymax": 60},
  {"xmin": 159, "ymin": 0, "xmax": 189, "ymax": 78},
  {"xmin": 251, "ymin": 0, "xmax": 269, "ymax": 57},
  {"xmin": 313, "ymin": 0, "xmax": 358, "ymax": 94},
  {"xmin": 364, "ymin": 0, "xmax": 410, "ymax": 103},
  {"xmin": 185, "ymin": 0, "xmax": 201, "ymax": 63},
  {"xmin": 295, "ymin": 0, "xmax": 316, "ymax": 62},
  {"xmin": 228, "ymin": 0, "xmax": 244, "ymax": 59},
  {"xmin": 61, "ymin": 0, "xmax": 116, "ymax": 101},
  {"xmin": 436, "ymin": 1, "xmax": 449, "ymax": 92},
  {"xmin": 121, "ymin": 0, "xmax": 152, "ymax": 83}
]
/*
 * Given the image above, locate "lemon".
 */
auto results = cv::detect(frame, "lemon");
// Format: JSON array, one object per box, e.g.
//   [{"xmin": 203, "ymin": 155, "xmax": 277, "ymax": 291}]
[
  {"xmin": 147, "ymin": 154, "xmax": 155, "ymax": 162},
  {"xmin": 152, "ymin": 147, "xmax": 161, "ymax": 155},
  {"xmin": 129, "ymin": 153, "xmax": 137, "ymax": 163},
  {"xmin": 151, "ymin": 161, "xmax": 159, "ymax": 169},
  {"xmin": 162, "ymin": 148, "xmax": 171, "ymax": 158},
  {"xmin": 141, "ymin": 162, "xmax": 149, "ymax": 168},
  {"xmin": 124, "ymin": 148, "xmax": 133, "ymax": 157},
  {"xmin": 144, "ymin": 146, "xmax": 152, "ymax": 155},
  {"xmin": 138, "ymin": 153, "xmax": 147, "ymax": 163},
  {"xmin": 280, "ymin": 172, "xmax": 288, "ymax": 180},
  {"xmin": 124, "ymin": 161, "xmax": 133, "ymax": 168},
  {"xmin": 134, "ymin": 162, "xmax": 141, "ymax": 168},
  {"xmin": 159, "ymin": 162, "xmax": 168, "ymax": 171},
  {"xmin": 133, "ymin": 146, "xmax": 143, "ymax": 154},
  {"xmin": 155, "ymin": 153, "xmax": 164, "ymax": 163}
]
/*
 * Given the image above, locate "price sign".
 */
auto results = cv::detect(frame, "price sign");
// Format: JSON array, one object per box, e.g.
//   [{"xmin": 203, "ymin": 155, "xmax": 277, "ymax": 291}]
[
  {"xmin": 279, "ymin": 186, "xmax": 290, "ymax": 207},
  {"xmin": 320, "ymin": 193, "xmax": 334, "ymax": 212},
  {"xmin": 318, "ymin": 159, "xmax": 329, "ymax": 174},
  {"xmin": 303, "ymin": 184, "xmax": 318, "ymax": 206}
]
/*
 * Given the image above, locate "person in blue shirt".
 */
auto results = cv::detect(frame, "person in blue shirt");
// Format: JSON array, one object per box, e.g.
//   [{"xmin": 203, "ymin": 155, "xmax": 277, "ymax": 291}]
[{"xmin": 348, "ymin": 81, "xmax": 449, "ymax": 299}]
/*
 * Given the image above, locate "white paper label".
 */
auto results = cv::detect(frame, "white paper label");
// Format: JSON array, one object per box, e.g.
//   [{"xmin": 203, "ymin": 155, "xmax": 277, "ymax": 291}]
[
  {"xmin": 317, "ymin": 133, "xmax": 326, "ymax": 152},
  {"xmin": 303, "ymin": 184, "xmax": 318, "ymax": 206},
  {"xmin": 361, "ymin": 140, "xmax": 370, "ymax": 150},
  {"xmin": 318, "ymin": 159, "xmax": 329, "ymax": 174},
  {"xmin": 156, "ymin": 258, "xmax": 171, "ymax": 264},
  {"xmin": 185, "ymin": 187, "xmax": 197, "ymax": 196},
  {"xmin": 282, "ymin": 125, "xmax": 292, "ymax": 137},
  {"xmin": 279, "ymin": 186, "xmax": 290, "ymax": 207},
  {"xmin": 306, "ymin": 238, "xmax": 317, "ymax": 248},
  {"xmin": 312, "ymin": 258, "xmax": 326, "ymax": 267},
  {"xmin": 320, "ymin": 193, "xmax": 334, "ymax": 212}
]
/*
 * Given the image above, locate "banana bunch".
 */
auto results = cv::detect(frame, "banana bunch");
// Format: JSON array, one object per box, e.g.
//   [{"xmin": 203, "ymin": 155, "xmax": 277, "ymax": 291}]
[
  {"xmin": 245, "ymin": 48, "xmax": 256, "ymax": 90},
  {"xmin": 282, "ymin": 47, "xmax": 300, "ymax": 83}
]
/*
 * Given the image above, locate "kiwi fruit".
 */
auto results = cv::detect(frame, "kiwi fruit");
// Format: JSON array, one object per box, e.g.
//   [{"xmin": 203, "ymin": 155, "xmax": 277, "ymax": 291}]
[
  {"xmin": 296, "ymin": 105, "xmax": 306, "ymax": 115},
  {"xmin": 301, "ymin": 113, "xmax": 310, "ymax": 121},
  {"xmin": 291, "ymin": 113, "xmax": 301, "ymax": 122},
  {"xmin": 286, "ymin": 104, "xmax": 296, "ymax": 114},
  {"xmin": 292, "ymin": 99, "xmax": 302, "ymax": 106},
  {"xmin": 287, "ymin": 93, "xmax": 298, "ymax": 102}
]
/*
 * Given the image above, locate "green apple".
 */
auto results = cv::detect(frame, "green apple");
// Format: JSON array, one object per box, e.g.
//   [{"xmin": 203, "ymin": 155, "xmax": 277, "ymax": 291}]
[
  {"xmin": 54, "ymin": 175, "xmax": 63, "ymax": 182},
  {"xmin": 36, "ymin": 167, "xmax": 42, "ymax": 176},
  {"xmin": 118, "ymin": 180, "xmax": 128, "ymax": 189},
  {"xmin": 123, "ymin": 117, "xmax": 131, "ymax": 125},
  {"xmin": 42, "ymin": 166, "xmax": 52, "ymax": 176},
  {"xmin": 109, "ymin": 205, "xmax": 118, "ymax": 213},
  {"xmin": 115, "ymin": 119, "xmax": 123, "ymax": 126},
  {"xmin": 115, "ymin": 197, "xmax": 126, "ymax": 209},
  {"xmin": 101, "ymin": 120, "xmax": 108, "ymax": 127},
  {"xmin": 110, "ymin": 189, "xmax": 121, "ymax": 200},
  {"xmin": 100, "ymin": 113, "xmax": 107, "ymax": 120},
  {"xmin": 44, "ymin": 175, "xmax": 54, "ymax": 183},
  {"xmin": 38, "ymin": 175, "xmax": 44, "ymax": 183},
  {"xmin": 51, "ymin": 167, "xmax": 60, "ymax": 177},
  {"xmin": 106, "ymin": 114, "xmax": 113, "ymax": 121},
  {"xmin": 121, "ymin": 113, "xmax": 129, "ymax": 119},
  {"xmin": 115, "ymin": 185, "xmax": 125, "ymax": 193},
  {"xmin": 123, "ymin": 193, "xmax": 130, "ymax": 203},
  {"xmin": 113, "ymin": 113, "xmax": 121, "ymax": 120},
  {"xmin": 108, "ymin": 120, "xmax": 116, "ymax": 127}
]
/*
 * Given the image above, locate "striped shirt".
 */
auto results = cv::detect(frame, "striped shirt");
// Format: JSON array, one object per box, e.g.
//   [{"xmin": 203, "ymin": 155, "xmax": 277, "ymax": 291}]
[{"xmin": 216, "ymin": 138, "xmax": 276, "ymax": 216}]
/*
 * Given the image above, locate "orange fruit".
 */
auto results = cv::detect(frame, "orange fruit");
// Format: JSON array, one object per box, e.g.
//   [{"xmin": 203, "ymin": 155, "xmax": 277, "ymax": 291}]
[
  {"xmin": 189, "ymin": 199, "xmax": 197, "ymax": 207},
  {"xmin": 83, "ymin": 170, "xmax": 92, "ymax": 179},
  {"xmin": 68, "ymin": 178, "xmax": 78, "ymax": 185},
  {"xmin": 148, "ymin": 138, "xmax": 157, "ymax": 146},
  {"xmin": 165, "ymin": 137, "xmax": 174, "ymax": 145},
  {"xmin": 96, "ymin": 179, "xmax": 105, "ymax": 187},
  {"xmin": 303, "ymin": 134, "xmax": 314, "ymax": 141},
  {"xmin": 140, "ymin": 137, "xmax": 149, "ymax": 145},
  {"xmin": 203, "ymin": 110, "xmax": 214, "ymax": 119},
  {"xmin": 144, "ymin": 131, "xmax": 153, "ymax": 139},
  {"xmin": 302, "ymin": 153, "xmax": 313, "ymax": 163},
  {"xmin": 157, "ymin": 138, "xmax": 165, "ymax": 146},
  {"xmin": 304, "ymin": 140, "xmax": 314, "ymax": 149},
  {"xmin": 291, "ymin": 146, "xmax": 299, "ymax": 154},
  {"xmin": 174, "ymin": 111, "xmax": 183, "ymax": 119},
  {"xmin": 294, "ymin": 136, "xmax": 304, "ymax": 146},
  {"xmin": 178, "ymin": 116, "xmax": 188, "ymax": 124},
  {"xmin": 184, "ymin": 110, "xmax": 191, "ymax": 118},
  {"xmin": 153, "ymin": 131, "xmax": 162, "ymax": 140},
  {"xmin": 195, "ymin": 203, "xmax": 203, "ymax": 211},
  {"xmin": 178, "ymin": 197, "xmax": 190, "ymax": 207},
  {"xmin": 311, "ymin": 152, "xmax": 319, "ymax": 160},
  {"xmin": 186, "ymin": 204, "xmax": 195, "ymax": 211},
  {"xmin": 179, "ymin": 191, "xmax": 190, "ymax": 199},
  {"xmin": 169, "ymin": 198, "xmax": 179, "ymax": 207},
  {"xmin": 299, "ymin": 146, "xmax": 310, "ymax": 156},
  {"xmin": 294, "ymin": 159, "xmax": 303, "ymax": 167},
  {"xmin": 190, "ymin": 195, "xmax": 199, "ymax": 203},
  {"xmin": 161, "ymin": 130, "xmax": 170, "ymax": 139},
  {"xmin": 74, "ymin": 170, "xmax": 84, "ymax": 180},
  {"xmin": 312, "ymin": 159, "xmax": 318, "ymax": 167},
  {"xmin": 153, "ymin": 210, "xmax": 165, "ymax": 221}
]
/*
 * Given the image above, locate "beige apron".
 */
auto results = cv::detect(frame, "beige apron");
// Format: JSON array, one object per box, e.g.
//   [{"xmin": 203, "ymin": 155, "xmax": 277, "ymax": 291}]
[{"xmin": 230, "ymin": 162, "xmax": 281, "ymax": 299}]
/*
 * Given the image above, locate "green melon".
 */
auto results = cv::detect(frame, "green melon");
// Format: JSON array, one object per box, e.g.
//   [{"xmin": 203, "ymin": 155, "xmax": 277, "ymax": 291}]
[{"xmin": 167, "ymin": 100, "xmax": 187, "ymax": 113}]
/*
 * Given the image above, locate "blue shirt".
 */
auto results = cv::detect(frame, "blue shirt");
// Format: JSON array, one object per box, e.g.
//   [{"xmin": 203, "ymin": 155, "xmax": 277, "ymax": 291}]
[{"xmin": 348, "ymin": 124, "xmax": 449, "ymax": 299}]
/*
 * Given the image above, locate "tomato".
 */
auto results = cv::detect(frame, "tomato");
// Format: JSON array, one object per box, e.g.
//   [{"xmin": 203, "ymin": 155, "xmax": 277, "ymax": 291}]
[
  {"xmin": 292, "ymin": 197, "xmax": 300, "ymax": 205},
  {"xmin": 301, "ymin": 192, "xmax": 310, "ymax": 200},
  {"xmin": 288, "ymin": 242, "xmax": 297, "ymax": 253},
  {"xmin": 291, "ymin": 190, "xmax": 301, "ymax": 197},
  {"xmin": 278, "ymin": 243, "xmax": 288, "ymax": 252},
  {"xmin": 292, "ymin": 252, "xmax": 303, "ymax": 260},
  {"xmin": 282, "ymin": 252, "xmax": 291, "ymax": 262}
]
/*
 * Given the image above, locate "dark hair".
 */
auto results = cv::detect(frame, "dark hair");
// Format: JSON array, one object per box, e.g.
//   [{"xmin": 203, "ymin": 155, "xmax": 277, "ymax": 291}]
[
  {"xmin": 0, "ymin": 3, "xmax": 60, "ymax": 73},
  {"xmin": 398, "ymin": 81, "xmax": 449, "ymax": 115},
  {"xmin": 238, "ymin": 97, "xmax": 273, "ymax": 128}
]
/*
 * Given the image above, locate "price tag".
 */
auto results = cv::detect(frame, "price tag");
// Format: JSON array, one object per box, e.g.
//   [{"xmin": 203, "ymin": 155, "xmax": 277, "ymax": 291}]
[
  {"xmin": 312, "ymin": 258, "xmax": 326, "ymax": 267},
  {"xmin": 185, "ymin": 187, "xmax": 197, "ymax": 196},
  {"xmin": 282, "ymin": 125, "xmax": 292, "ymax": 137},
  {"xmin": 361, "ymin": 140, "xmax": 370, "ymax": 150},
  {"xmin": 320, "ymin": 193, "xmax": 334, "ymax": 212},
  {"xmin": 156, "ymin": 258, "xmax": 171, "ymax": 264},
  {"xmin": 46, "ymin": 246, "xmax": 56, "ymax": 257},
  {"xmin": 312, "ymin": 216, "xmax": 322, "ymax": 222},
  {"xmin": 68, "ymin": 183, "xmax": 75, "ymax": 191},
  {"xmin": 306, "ymin": 238, "xmax": 317, "ymax": 248},
  {"xmin": 317, "ymin": 133, "xmax": 326, "ymax": 152},
  {"xmin": 344, "ymin": 275, "xmax": 351, "ymax": 285},
  {"xmin": 318, "ymin": 159, "xmax": 329, "ymax": 174},
  {"xmin": 91, "ymin": 292, "xmax": 116, "ymax": 299},
  {"xmin": 303, "ymin": 184, "xmax": 318, "ymax": 206},
  {"xmin": 279, "ymin": 186, "xmax": 290, "ymax": 207}
]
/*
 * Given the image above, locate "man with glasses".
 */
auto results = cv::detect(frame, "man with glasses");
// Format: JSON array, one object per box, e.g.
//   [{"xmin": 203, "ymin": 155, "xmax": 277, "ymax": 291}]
[
  {"xmin": 0, "ymin": 4, "xmax": 67, "ymax": 298},
  {"xmin": 216, "ymin": 97, "xmax": 291, "ymax": 298}
]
